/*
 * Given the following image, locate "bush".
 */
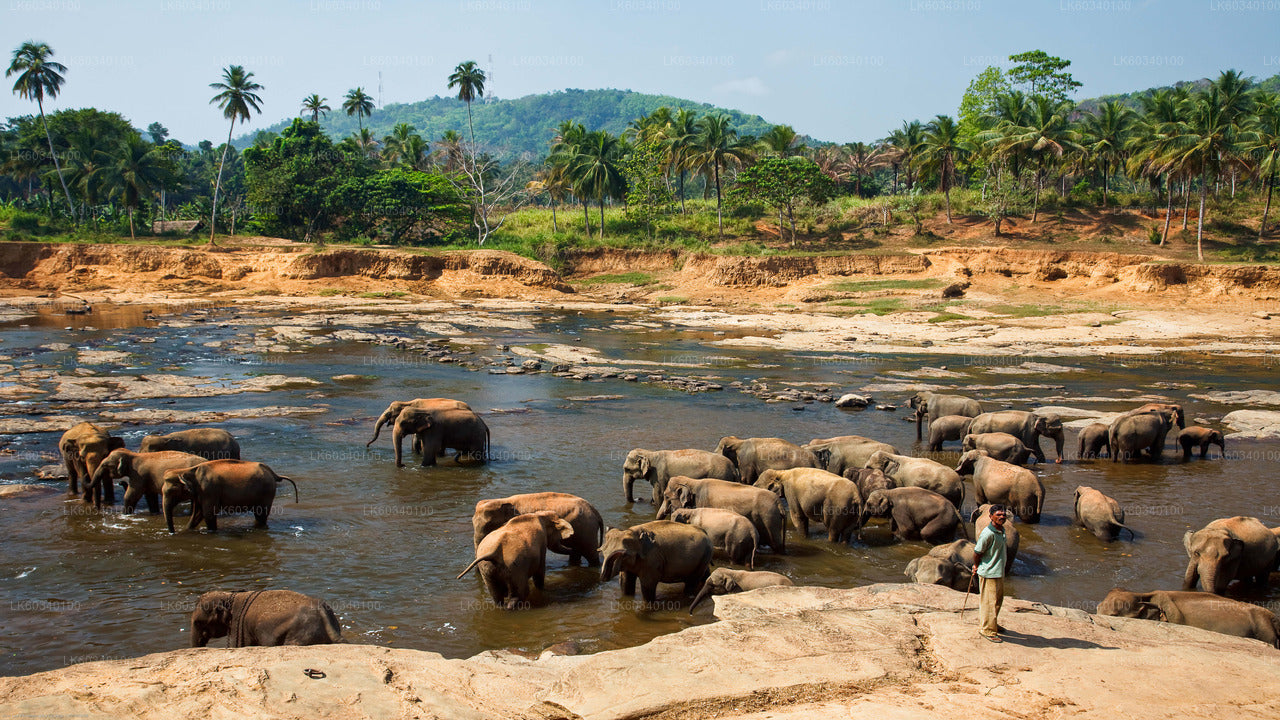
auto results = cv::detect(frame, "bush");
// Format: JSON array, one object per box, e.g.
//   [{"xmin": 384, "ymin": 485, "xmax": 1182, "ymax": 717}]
[
  {"xmin": 10, "ymin": 211, "xmax": 43, "ymax": 234},
  {"xmin": 1147, "ymin": 225, "xmax": 1163, "ymax": 245}
]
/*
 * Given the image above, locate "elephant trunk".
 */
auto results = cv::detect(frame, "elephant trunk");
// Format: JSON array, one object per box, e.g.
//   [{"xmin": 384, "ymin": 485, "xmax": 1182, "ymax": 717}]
[
  {"xmin": 190, "ymin": 623, "xmax": 208, "ymax": 648},
  {"xmin": 601, "ymin": 551, "xmax": 624, "ymax": 582},
  {"xmin": 623, "ymin": 474, "xmax": 635, "ymax": 504},
  {"xmin": 689, "ymin": 583, "xmax": 714, "ymax": 613},
  {"xmin": 1052, "ymin": 432, "xmax": 1065, "ymax": 463},
  {"xmin": 655, "ymin": 498, "xmax": 670, "ymax": 519}
]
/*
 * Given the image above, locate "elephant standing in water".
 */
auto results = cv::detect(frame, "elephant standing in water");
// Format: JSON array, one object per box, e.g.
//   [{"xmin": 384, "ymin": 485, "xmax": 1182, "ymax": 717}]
[
  {"xmin": 87, "ymin": 449, "xmax": 206, "ymax": 513},
  {"xmin": 471, "ymin": 492, "xmax": 603, "ymax": 566},
  {"xmin": 600, "ymin": 520, "xmax": 713, "ymax": 605},
  {"xmin": 458, "ymin": 511, "xmax": 575, "ymax": 609},
  {"xmin": 1109, "ymin": 409, "xmax": 1178, "ymax": 462},
  {"xmin": 366, "ymin": 398, "xmax": 472, "ymax": 447},
  {"xmin": 1073, "ymin": 485, "xmax": 1133, "ymax": 542},
  {"xmin": 162, "ymin": 460, "xmax": 299, "ymax": 533},
  {"xmin": 754, "ymin": 467, "xmax": 863, "ymax": 543},
  {"xmin": 967, "ymin": 411, "xmax": 1065, "ymax": 464},
  {"xmin": 658, "ymin": 476, "xmax": 787, "ymax": 554},
  {"xmin": 961, "ymin": 432, "xmax": 1031, "ymax": 465},
  {"xmin": 862, "ymin": 487, "xmax": 964, "ymax": 545},
  {"xmin": 1077, "ymin": 423, "xmax": 1110, "ymax": 460},
  {"xmin": 59, "ymin": 422, "xmax": 126, "ymax": 504},
  {"xmin": 140, "ymin": 428, "xmax": 240, "ymax": 461},
  {"xmin": 1097, "ymin": 589, "xmax": 1280, "ymax": 648},
  {"xmin": 864, "ymin": 451, "xmax": 964, "ymax": 508},
  {"xmin": 1183, "ymin": 516, "xmax": 1280, "ymax": 595},
  {"xmin": 804, "ymin": 435, "xmax": 898, "ymax": 476},
  {"xmin": 715, "ymin": 436, "xmax": 820, "ymax": 485},
  {"xmin": 667, "ymin": 508, "xmax": 759, "ymax": 568},
  {"xmin": 622, "ymin": 448, "xmax": 739, "ymax": 505},
  {"xmin": 926, "ymin": 416, "xmax": 973, "ymax": 452},
  {"xmin": 905, "ymin": 541, "xmax": 975, "ymax": 591},
  {"xmin": 908, "ymin": 392, "xmax": 982, "ymax": 441},
  {"xmin": 391, "ymin": 407, "xmax": 489, "ymax": 467},
  {"xmin": 1177, "ymin": 427, "xmax": 1225, "ymax": 460},
  {"xmin": 689, "ymin": 568, "xmax": 793, "ymax": 613},
  {"xmin": 955, "ymin": 450, "xmax": 1044, "ymax": 523},
  {"xmin": 190, "ymin": 590, "xmax": 341, "ymax": 647}
]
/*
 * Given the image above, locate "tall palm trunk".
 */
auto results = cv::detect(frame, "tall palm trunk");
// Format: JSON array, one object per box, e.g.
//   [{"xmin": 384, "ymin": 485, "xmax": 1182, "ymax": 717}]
[
  {"xmin": 466, "ymin": 102, "xmax": 476, "ymax": 147},
  {"xmin": 209, "ymin": 118, "xmax": 236, "ymax": 247},
  {"xmin": 1261, "ymin": 170, "xmax": 1275, "ymax": 240},
  {"xmin": 1196, "ymin": 167, "xmax": 1208, "ymax": 262},
  {"xmin": 714, "ymin": 163, "xmax": 723, "ymax": 239},
  {"xmin": 581, "ymin": 200, "xmax": 590, "ymax": 236},
  {"xmin": 1182, "ymin": 178, "xmax": 1190, "ymax": 229},
  {"xmin": 128, "ymin": 208, "xmax": 135, "ymax": 240},
  {"xmin": 1101, "ymin": 159, "xmax": 1109, "ymax": 207},
  {"xmin": 38, "ymin": 98, "xmax": 76, "ymax": 218},
  {"xmin": 598, "ymin": 199, "xmax": 604, "ymax": 240},
  {"xmin": 1161, "ymin": 172, "xmax": 1173, "ymax": 246},
  {"xmin": 1031, "ymin": 168, "xmax": 1042, "ymax": 222},
  {"xmin": 550, "ymin": 200, "xmax": 558, "ymax": 233},
  {"xmin": 678, "ymin": 170, "xmax": 687, "ymax": 214}
]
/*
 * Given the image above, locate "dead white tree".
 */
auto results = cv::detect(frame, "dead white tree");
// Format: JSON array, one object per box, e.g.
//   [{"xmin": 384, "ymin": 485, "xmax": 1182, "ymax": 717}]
[{"xmin": 448, "ymin": 140, "xmax": 534, "ymax": 245}]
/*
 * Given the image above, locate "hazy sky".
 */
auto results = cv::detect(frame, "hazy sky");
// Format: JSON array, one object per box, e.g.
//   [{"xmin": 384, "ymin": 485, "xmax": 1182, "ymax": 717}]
[{"xmin": 2, "ymin": 0, "xmax": 1277, "ymax": 145}]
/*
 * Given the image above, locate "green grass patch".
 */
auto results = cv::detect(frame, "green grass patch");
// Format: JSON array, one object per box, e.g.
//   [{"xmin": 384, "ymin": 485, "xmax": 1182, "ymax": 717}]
[
  {"xmin": 574, "ymin": 272, "xmax": 657, "ymax": 286},
  {"xmin": 928, "ymin": 312, "xmax": 972, "ymax": 323},
  {"xmin": 317, "ymin": 288, "xmax": 345, "ymax": 296},
  {"xmin": 828, "ymin": 298, "xmax": 906, "ymax": 314},
  {"xmin": 824, "ymin": 278, "xmax": 946, "ymax": 293},
  {"xmin": 988, "ymin": 303, "xmax": 1064, "ymax": 318},
  {"xmin": 656, "ymin": 296, "xmax": 689, "ymax": 305},
  {"xmin": 357, "ymin": 291, "xmax": 408, "ymax": 299}
]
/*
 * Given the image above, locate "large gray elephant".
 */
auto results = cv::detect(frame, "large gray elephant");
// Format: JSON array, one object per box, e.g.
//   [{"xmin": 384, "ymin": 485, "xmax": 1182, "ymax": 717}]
[
  {"xmin": 140, "ymin": 428, "xmax": 240, "ymax": 461},
  {"xmin": 622, "ymin": 448, "xmax": 739, "ymax": 505},
  {"xmin": 190, "ymin": 590, "xmax": 341, "ymax": 648},
  {"xmin": 689, "ymin": 567, "xmax": 793, "ymax": 613},
  {"xmin": 804, "ymin": 435, "xmax": 898, "ymax": 476},
  {"xmin": 87, "ymin": 449, "xmax": 206, "ymax": 513},
  {"xmin": 161, "ymin": 460, "xmax": 299, "ymax": 534},
  {"xmin": 926, "ymin": 415, "xmax": 974, "ymax": 452},
  {"xmin": 905, "ymin": 543, "xmax": 975, "ymax": 591},
  {"xmin": 754, "ymin": 467, "xmax": 862, "ymax": 543},
  {"xmin": 960, "ymin": 432, "xmax": 1031, "ymax": 465},
  {"xmin": 366, "ymin": 398, "xmax": 472, "ymax": 448},
  {"xmin": 955, "ymin": 450, "xmax": 1044, "ymax": 523},
  {"xmin": 971, "ymin": 504, "xmax": 1020, "ymax": 572},
  {"xmin": 1109, "ymin": 409, "xmax": 1177, "ymax": 462},
  {"xmin": 715, "ymin": 436, "xmax": 820, "ymax": 485},
  {"xmin": 658, "ymin": 476, "xmax": 786, "ymax": 554},
  {"xmin": 59, "ymin": 421, "xmax": 126, "ymax": 504},
  {"xmin": 600, "ymin": 520, "xmax": 714, "ymax": 605},
  {"xmin": 862, "ymin": 487, "xmax": 964, "ymax": 545},
  {"xmin": 1076, "ymin": 422, "xmax": 1111, "ymax": 460},
  {"xmin": 471, "ymin": 492, "xmax": 603, "ymax": 566},
  {"xmin": 1177, "ymin": 427, "xmax": 1225, "ymax": 461},
  {"xmin": 1073, "ymin": 485, "xmax": 1133, "ymax": 542},
  {"xmin": 391, "ymin": 407, "xmax": 489, "ymax": 467},
  {"xmin": 967, "ymin": 410, "xmax": 1065, "ymax": 464},
  {"xmin": 1183, "ymin": 516, "xmax": 1280, "ymax": 595},
  {"xmin": 864, "ymin": 450, "xmax": 964, "ymax": 508},
  {"xmin": 1127, "ymin": 402, "xmax": 1186, "ymax": 430},
  {"xmin": 1097, "ymin": 589, "xmax": 1279, "ymax": 648},
  {"xmin": 843, "ymin": 467, "xmax": 896, "ymax": 500},
  {"xmin": 667, "ymin": 508, "xmax": 759, "ymax": 568},
  {"xmin": 908, "ymin": 391, "xmax": 982, "ymax": 441},
  {"xmin": 457, "ymin": 511, "xmax": 574, "ymax": 609}
]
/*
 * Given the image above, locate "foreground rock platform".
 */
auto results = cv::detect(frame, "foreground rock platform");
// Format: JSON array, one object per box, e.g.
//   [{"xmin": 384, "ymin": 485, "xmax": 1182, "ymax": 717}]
[{"xmin": 2, "ymin": 584, "xmax": 1276, "ymax": 719}]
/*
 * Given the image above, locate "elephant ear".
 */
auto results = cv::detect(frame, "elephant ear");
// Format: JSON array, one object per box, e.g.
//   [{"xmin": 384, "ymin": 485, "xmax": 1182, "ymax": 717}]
[
  {"xmin": 1135, "ymin": 602, "xmax": 1165, "ymax": 621},
  {"xmin": 676, "ymin": 486, "xmax": 693, "ymax": 507},
  {"xmin": 553, "ymin": 518, "xmax": 575, "ymax": 540},
  {"xmin": 638, "ymin": 530, "xmax": 657, "ymax": 553},
  {"xmin": 1225, "ymin": 536, "xmax": 1244, "ymax": 560},
  {"xmin": 637, "ymin": 454, "xmax": 651, "ymax": 477},
  {"xmin": 718, "ymin": 439, "xmax": 738, "ymax": 465},
  {"xmin": 1182, "ymin": 531, "xmax": 1195, "ymax": 554},
  {"xmin": 884, "ymin": 459, "xmax": 900, "ymax": 476}
]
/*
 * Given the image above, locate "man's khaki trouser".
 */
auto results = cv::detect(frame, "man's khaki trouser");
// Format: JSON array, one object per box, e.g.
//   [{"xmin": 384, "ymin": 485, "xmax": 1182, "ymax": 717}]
[{"xmin": 978, "ymin": 576, "xmax": 1004, "ymax": 636}]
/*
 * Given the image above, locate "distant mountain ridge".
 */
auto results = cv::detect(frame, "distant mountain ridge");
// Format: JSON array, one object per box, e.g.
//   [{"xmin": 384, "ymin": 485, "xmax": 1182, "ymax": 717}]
[
  {"xmin": 1073, "ymin": 72, "xmax": 1279, "ymax": 115},
  {"xmin": 250, "ymin": 88, "xmax": 787, "ymax": 156}
]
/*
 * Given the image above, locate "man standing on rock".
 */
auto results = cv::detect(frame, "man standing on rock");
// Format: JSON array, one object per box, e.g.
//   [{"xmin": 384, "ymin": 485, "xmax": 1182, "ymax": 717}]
[{"xmin": 972, "ymin": 504, "xmax": 1009, "ymax": 642}]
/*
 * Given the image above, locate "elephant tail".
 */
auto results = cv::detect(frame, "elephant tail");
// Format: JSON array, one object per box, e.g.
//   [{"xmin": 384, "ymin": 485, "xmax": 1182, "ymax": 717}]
[
  {"xmin": 277, "ymin": 476, "xmax": 300, "ymax": 503},
  {"xmin": 320, "ymin": 601, "xmax": 343, "ymax": 643},
  {"xmin": 1117, "ymin": 523, "xmax": 1136, "ymax": 541},
  {"xmin": 457, "ymin": 553, "xmax": 497, "ymax": 580}
]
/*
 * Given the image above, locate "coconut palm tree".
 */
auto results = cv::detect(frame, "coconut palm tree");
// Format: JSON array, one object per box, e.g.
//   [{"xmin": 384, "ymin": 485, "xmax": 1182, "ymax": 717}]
[
  {"xmin": 842, "ymin": 141, "xmax": 884, "ymax": 198},
  {"xmin": 101, "ymin": 134, "xmax": 175, "ymax": 240},
  {"xmin": 893, "ymin": 120, "xmax": 925, "ymax": 191},
  {"xmin": 759, "ymin": 124, "xmax": 804, "ymax": 157},
  {"xmin": 919, "ymin": 115, "xmax": 970, "ymax": 223},
  {"xmin": 1081, "ymin": 100, "xmax": 1134, "ymax": 206},
  {"xmin": 437, "ymin": 129, "xmax": 464, "ymax": 172},
  {"xmin": 664, "ymin": 108, "xmax": 699, "ymax": 214},
  {"xmin": 208, "ymin": 64, "xmax": 263, "ymax": 246},
  {"xmin": 382, "ymin": 122, "xmax": 419, "ymax": 167},
  {"xmin": 1128, "ymin": 87, "xmax": 1190, "ymax": 245},
  {"xmin": 985, "ymin": 95, "xmax": 1079, "ymax": 221},
  {"xmin": 342, "ymin": 87, "xmax": 373, "ymax": 131},
  {"xmin": 688, "ymin": 114, "xmax": 755, "ymax": 238},
  {"xmin": 1245, "ymin": 91, "xmax": 1279, "ymax": 238},
  {"xmin": 549, "ymin": 121, "xmax": 591, "ymax": 232},
  {"xmin": 526, "ymin": 164, "xmax": 571, "ymax": 232},
  {"xmin": 562, "ymin": 130, "xmax": 625, "ymax": 239},
  {"xmin": 447, "ymin": 60, "xmax": 486, "ymax": 147},
  {"xmin": 301, "ymin": 94, "xmax": 330, "ymax": 123},
  {"xmin": 7, "ymin": 41, "xmax": 76, "ymax": 217}
]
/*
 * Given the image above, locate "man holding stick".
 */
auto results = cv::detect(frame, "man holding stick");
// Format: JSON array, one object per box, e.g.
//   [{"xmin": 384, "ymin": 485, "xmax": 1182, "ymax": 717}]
[{"xmin": 972, "ymin": 504, "xmax": 1010, "ymax": 642}]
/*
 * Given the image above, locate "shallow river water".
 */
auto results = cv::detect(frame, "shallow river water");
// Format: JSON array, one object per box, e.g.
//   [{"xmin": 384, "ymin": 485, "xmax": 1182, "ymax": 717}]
[{"xmin": 1, "ymin": 301, "xmax": 1278, "ymax": 676}]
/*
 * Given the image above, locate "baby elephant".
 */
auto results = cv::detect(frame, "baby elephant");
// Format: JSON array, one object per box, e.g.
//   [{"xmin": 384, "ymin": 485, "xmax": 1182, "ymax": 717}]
[
  {"xmin": 1077, "ymin": 422, "xmax": 1110, "ymax": 460},
  {"xmin": 141, "ymin": 428, "xmax": 240, "ymax": 461},
  {"xmin": 457, "ymin": 511, "xmax": 574, "ymax": 609},
  {"xmin": 1097, "ymin": 588, "xmax": 1280, "ymax": 648},
  {"xmin": 161, "ymin": 460, "xmax": 299, "ymax": 534},
  {"xmin": 927, "ymin": 415, "xmax": 973, "ymax": 451},
  {"xmin": 1074, "ymin": 485, "xmax": 1133, "ymax": 542},
  {"xmin": 471, "ymin": 492, "xmax": 603, "ymax": 566},
  {"xmin": 863, "ymin": 487, "xmax": 964, "ymax": 545},
  {"xmin": 1178, "ymin": 427, "xmax": 1225, "ymax": 461},
  {"xmin": 905, "ymin": 551, "xmax": 974, "ymax": 591},
  {"xmin": 961, "ymin": 432, "xmax": 1031, "ymax": 465},
  {"xmin": 600, "ymin": 520, "xmax": 713, "ymax": 605},
  {"xmin": 689, "ymin": 568, "xmax": 793, "ymax": 613},
  {"xmin": 667, "ymin": 508, "xmax": 759, "ymax": 568},
  {"xmin": 190, "ymin": 589, "xmax": 341, "ymax": 648}
]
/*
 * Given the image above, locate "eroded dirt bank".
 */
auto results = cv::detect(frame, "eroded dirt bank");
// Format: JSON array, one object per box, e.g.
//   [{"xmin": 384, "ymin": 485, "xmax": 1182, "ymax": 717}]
[{"xmin": 1, "ymin": 584, "xmax": 1276, "ymax": 719}]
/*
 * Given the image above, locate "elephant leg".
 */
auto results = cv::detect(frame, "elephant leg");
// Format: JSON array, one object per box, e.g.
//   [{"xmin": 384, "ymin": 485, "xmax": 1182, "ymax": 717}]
[
  {"xmin": 974, "ymin": 485, "xmax": 988, "ymax": 505},
  {"xmin": 567, "ymin": 550, "xmax": 581, "ymax": 566},
  {"xmin": 919, "ymin": 516, "xmax": 955, "ymax": 544},
  {"xmin": 145, "ymin": 492, "xmax": 160, "ymax": 515},
  {"xmin": 254, "ymin": 505, "xmax": 269, "ymax": 528},
  {"xmin": 641, "ymin": 579, "xmax": 659, "ymax": 604},
  {"xmin": 621, "ymin": 571, "xmax": 637, "ymax": 596},
  {"xmin": 185, "ymin": 503, "xmax": 204, "ymax": 531},
  {"xmin": 204, "ymin": 503, "xmax": 218, "ymax": 532}
]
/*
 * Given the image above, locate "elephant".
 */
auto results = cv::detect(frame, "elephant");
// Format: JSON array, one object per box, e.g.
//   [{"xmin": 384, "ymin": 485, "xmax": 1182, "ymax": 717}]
[
  {"xmin": 927, "ymin": 415, "xmax": 974, "ymax": 452},
  {"xmin": 930, "ymin": 538, "xmax": 979, "ymax": 567},
  {"xmin": 862, "ymin": 487, "xmax": 964, "ymax": 545},
  {"xmin": 1109, "ymin": 409, "xmax": 1177, "ymax": 462},
  {"xmin": 59, "ymin": 422, "xmax": 126, "ymax": 504},
  {"xmin": 600, "ymin": 520, "xmax": 714, "ymax": 604},
  {"xmin": 1073, "ymin": 485, "xmax": 1133, "ymax": 542},
  {"xmin": 803, "ymin": 435, "xmax": 899, "ymax": 476},
  {"xmin": 955, "ymin": 450, "xmax": 1044, "ymax": 523},
  {"xmin": 714, "ymin": 436, "xmax": 820, "ymax": 486},
  {"xmin": 754, "ymin": 467, "xmax": 862, "ymax": 543},
  {"xmin": 1126, "ymin": 402, "xmax": 1186, "ymax": 430},
  {"xmin": 961, "ymin": 432, "xmax": 1031, "ymax": 465},
  {"xmin": 1178, "ymin": 427, "xmax": 1225, "ymax": 461},
  {"xmin": 905, "ymin": 552, "xmax": 974, "ymax": 591},
  {"xmin": 658, "ymin": 476, "xmax": 786, "ymax": 554},
  {"xmin": 967, "ymin": 410, "xmax": 1065, "ymax": 464},
  {"xmin": 622, "ymin": 448, "xmax": 739, "ymax": 505},
  {"xmin": 864, "ymin": 450, "xmax": 964, "ymax": 508},
  {"xmin": 689, "ymin": 567, "xmax": 793, "ymax": 613},
  {"xmin": 667, "ymin": 508, "xmax": 759, "ymax": 568},
  {"xmin": 908, "ymin": 391, "xmax": 982, "ymax": 441},
  {"xmin": 161, "ymin": 460, "xmax": 299, "ymax": 534},
  {"xmin": 86, "ymin": 449, "xmax": 206, "ymax": 513},
  {"xmin": 471, "ymin": 492, "xmax": 604, "ymax": 567},
  {"xmin": 457, "ymin": 511, "xmax": 574, "ymax": 609},
  {"xmin": 391, "ymin": 407, "xmax": 489, "ymax": 467},
  {"xmin": 190, "ymin": 590, "xmax": 341, "ymax": 648},
  {"xmin": 971, "ymin": 504, "xmax": 1020, "ymax": 572},
  {"xmin": 843, "ymin": 467, "xmax": 896, "ymax": 501},
  {"xmin": 1097, "ymin": 589, "xmax": 1280, "ymax": 648},
  {"xmin": 366, "ymin": 398, "xmax": 472, "ymax": 448},
  {"xmin": 1183, "ymin": 516, "xmax": 1280, "ymax": 595},
  {"xmin": 1077, "ymin": 423, "xmax": 1111, "ymax": 460},
  {"xmin": 139, "ymin": 428, "xmax": 240, "ymax": 461}
]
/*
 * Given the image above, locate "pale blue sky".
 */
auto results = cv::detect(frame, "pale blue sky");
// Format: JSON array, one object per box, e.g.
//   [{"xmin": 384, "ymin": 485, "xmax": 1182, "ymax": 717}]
[{"xmin": 3, "ymin": 0, "xmax": 1277, "ymax": 145}]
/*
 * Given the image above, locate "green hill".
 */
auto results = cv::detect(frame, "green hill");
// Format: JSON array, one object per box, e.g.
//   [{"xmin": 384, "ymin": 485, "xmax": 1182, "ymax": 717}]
[
  {"xmin": 250, "ymin": 88, "xmax": 787, "ymax": 156},
  {"xmin": 1074, "ymin": 71, "xmax": 1280, "ymax": 115}
]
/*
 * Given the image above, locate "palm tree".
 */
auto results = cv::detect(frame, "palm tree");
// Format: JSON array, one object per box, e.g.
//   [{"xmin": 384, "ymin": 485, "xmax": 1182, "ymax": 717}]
[
  {"xmin": 382, "ymin": 122, "xmax": 418, "ymax": 166},
  {"xmin": 549, "ymin": 121, "xmax": 590, "ymax": 232},
  {"xmin": 759, "ymin": 124, "xmax": 804, "ymax": 157},
  {"xmin": 664, "ymin": 108, "xmax": 699, "ymax": 214},
  {"xmin": 102, "ymin": 134, "xmax": 175, "ymax": 240},
  {"xmin": 985, "ymin": 95, "xmax": 1079, "ymax": 221},
  {"xmin": 1128, "ymin": 87, "xmax": 1190, "ymax": 244},
  {"xmin": 844, "ymin": 141, "xmax": 884, "ymax": 198},
  {"xmin": 437, "ymin": 129, "xmax": 464, "ymax": 172},
  {"xmin": 301, "ymin": 94, "xmax": 330, "ymax": 123},
  {"xmin": 342, "ymin": 87, "xmax": 373, "ymax": 131},
  {"xmin": 447, "ymin": 60, "xmax": 486, "ymax": 147},
  {"xmin": 527, "ymin": 164, "xmax": 570, "ymax": 232},
  {"xmin": 7, "ymin": 41, "xmax": 75, "ymax": 216},
  {"xmin": 919, "ymin": 115, "xmax": 970, "ymax": 223},
  {"xmin": 1081, "ymin": 100, "xmax": 1134, "ymax": 206},
  {"xmin": 1245, "ymin": 91, "xmax": 1279, "ymax": 238},
  {"xmin": 563, "ymin": 130, "xmax": 625, "ymax": 239},
  {"xmin": 893, "ymin": 120, "xmax": 925, "ymax": 191},
  {"xmin": 208, "ymin": 64, "xmax": 263, "ymax": 246},
  {"xmin": 346, "ymin": 127, "xmax": 381, "ymax": 161},
  {"xmin": 688, "ymin": 114, "xmax": 755, "ymax": 238}
]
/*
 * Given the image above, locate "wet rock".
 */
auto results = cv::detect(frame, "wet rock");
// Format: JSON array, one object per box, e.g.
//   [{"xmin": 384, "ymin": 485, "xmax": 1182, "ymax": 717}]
[
  {"xmin": 875, "ymin": 404, "xmax": 896, "ymax": 411},
  {"xmin": 521, "ymin": 360, "xmax": 542, "ymax": 371},
  {"xmin": 34, "ymin": 465, "xmax": 68, "ymax": 481},
  {"xmin": 1221, "ymin": 410, "xmax": 1280, "ymax": 439},
  {"xmin": 0, "ymin": 416, "xmax": 87, "ymax": 434},
  {"xmin": 99, "ymin": 406, "xmax": 328, "ymax": 424},
  {"xmin": 331, "ymin": 374, "xmax": 376, "ymax": 383},
  {"xmin": 0, "ymin": 483, "xmax": 60, "ymax": 498},
  {"xmin": 1190, "ymin": 390, "xmax": 1280, "ymax": 405},
  {"xmin": 835, "ymin": 394, "xmax": 872, "ymax": 408}
]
